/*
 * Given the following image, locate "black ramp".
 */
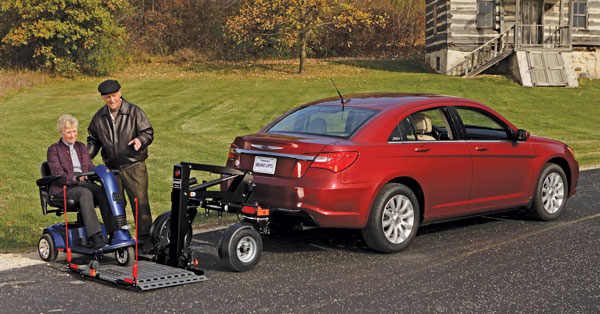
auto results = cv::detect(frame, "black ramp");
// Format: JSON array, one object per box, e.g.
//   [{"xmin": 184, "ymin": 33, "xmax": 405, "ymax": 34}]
[{"xmin": 90, "ymin": 260, "xmax": 207, "ymax": 291}]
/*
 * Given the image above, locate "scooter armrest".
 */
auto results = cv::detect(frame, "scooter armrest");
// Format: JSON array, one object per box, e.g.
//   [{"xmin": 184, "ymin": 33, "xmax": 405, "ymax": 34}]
[{"xmin": 36, "ymin": 175, "xmax": 63, "ymax": 187}]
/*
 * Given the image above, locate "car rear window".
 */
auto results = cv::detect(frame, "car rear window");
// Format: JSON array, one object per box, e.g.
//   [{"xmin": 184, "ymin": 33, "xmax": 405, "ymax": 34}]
[{"xmin": 267, "ymin": 105, "xmax": 378, "ymax": 139}]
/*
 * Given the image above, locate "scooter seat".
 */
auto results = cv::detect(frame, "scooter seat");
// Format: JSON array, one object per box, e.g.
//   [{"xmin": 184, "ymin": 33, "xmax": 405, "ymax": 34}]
[{"xmin": 48, "ymin": 195, "xmax": 78, "ymax": 211}]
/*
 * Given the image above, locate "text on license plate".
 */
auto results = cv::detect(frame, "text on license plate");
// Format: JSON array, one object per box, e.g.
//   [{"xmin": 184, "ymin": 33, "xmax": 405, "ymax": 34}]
[{"xmin": 253, "ymin": 156, "xmax": 277, "ymax": 175}]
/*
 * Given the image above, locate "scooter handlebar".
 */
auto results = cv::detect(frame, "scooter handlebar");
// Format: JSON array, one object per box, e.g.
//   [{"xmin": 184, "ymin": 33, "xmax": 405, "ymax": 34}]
[{"xmin": 74, "ymin": 171, "xmax": 97, "ymax": 181}]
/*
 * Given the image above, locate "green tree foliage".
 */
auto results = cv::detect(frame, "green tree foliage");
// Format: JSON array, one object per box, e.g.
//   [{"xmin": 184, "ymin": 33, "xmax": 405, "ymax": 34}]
[
  {"xmin": 0, "ymin": 0, "xmax": 129, "ymax": 76},
  {"xmin": 127, "ymin": 0, "xmax": 240, "ymax": 57},
  {"xmin": 311, "ymin": 0, "xmax": 425, "ymax": 59},
  {"xmin": 226, "ymin": 0, "xmax": 385, "ymax": 73}
]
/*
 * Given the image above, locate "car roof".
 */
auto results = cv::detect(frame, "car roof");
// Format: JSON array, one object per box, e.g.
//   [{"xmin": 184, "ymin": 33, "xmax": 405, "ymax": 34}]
[{"xmin": 304, "ymin": 93, "xmax": 469, "ymax": 111}]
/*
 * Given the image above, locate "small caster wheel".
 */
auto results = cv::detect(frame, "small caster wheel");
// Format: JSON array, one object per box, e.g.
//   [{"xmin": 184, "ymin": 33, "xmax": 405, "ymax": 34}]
[
  {"xmin": 116, "ymin": 247, "xmax": 135, "ymax": 266},
  {"xmin": 218, "ymin": 223, "xmax": 263, "ymax": 272}
]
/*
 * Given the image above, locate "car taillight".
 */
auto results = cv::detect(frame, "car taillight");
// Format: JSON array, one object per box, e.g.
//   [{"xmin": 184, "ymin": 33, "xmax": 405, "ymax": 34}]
[
  {"xmin": 309, "ymin": 152, "xmax": 358, "ymax": 173},
  {"xmin": 227, "ymin": 143, "xmax": 240, "ymax": 167},
  {"xmin": 228, "ymin": 143, "xmax": 238, "ymax": 160}
]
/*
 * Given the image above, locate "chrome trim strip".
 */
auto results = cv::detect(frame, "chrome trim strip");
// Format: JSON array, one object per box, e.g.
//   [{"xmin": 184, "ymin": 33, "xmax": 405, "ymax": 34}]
[
  {"xmin": 233, "ymin": 148, "xmax": 316, "ymax": 161},
  {"xmin": 250, "ymin": 144, "xmax": 284, "ymax": 150},
  {"xmin": 387, "ymin": 140, "xmax": 470, "ymax": 144}
]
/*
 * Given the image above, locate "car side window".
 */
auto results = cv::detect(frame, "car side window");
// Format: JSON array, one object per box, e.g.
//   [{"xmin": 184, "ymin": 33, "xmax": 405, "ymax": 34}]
[
  {"xmin": 455, "ymin": 107, "xmax": 510, "ymax": 140},
  {"xmin": 388, "ymin": 107, "xmax": 454, "ymax": 142},
  {"xmin": 389, "ymin": 117, "xmax": 415, "ymax": 142},
  {"xmin": 410, "ymin": 108, "xmax": 454, "ymax": 141}
]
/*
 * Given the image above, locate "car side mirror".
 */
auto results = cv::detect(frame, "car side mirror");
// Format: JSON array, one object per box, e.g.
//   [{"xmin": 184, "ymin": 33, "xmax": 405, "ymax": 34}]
[{"xmin": 515, "ymin": 129, "xmax": 529, "ymax": 141}]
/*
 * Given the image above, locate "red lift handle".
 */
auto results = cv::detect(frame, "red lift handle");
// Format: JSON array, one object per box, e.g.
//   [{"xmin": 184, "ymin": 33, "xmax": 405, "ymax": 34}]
[
  {"xmin": 63, "ymin": 186, "xmax": 71, "ymax": 264},
  {"xmin": 133, "ymin": 197, "xmax": 139, "ymax": 284},
  {"xmin": 125, "ymin": 198, "xmax": 140, "ymax": 286}
]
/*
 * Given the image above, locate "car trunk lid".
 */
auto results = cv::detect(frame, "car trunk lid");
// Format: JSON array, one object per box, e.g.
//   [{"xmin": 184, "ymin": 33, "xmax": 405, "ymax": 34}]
[{"xmin": 231, "ymin": 133, "xmax": 339, "ymax": 178}]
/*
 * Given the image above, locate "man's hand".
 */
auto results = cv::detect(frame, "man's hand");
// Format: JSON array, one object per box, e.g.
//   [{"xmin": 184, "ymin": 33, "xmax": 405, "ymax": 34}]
[{"xmin": 128, "ymin": 138, "xmax": 142, "ymax": 151}]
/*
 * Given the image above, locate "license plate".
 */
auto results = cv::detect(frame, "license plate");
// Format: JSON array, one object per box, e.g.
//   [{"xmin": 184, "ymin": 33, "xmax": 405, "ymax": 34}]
[{"xmin": 253, "ymin": 156, "xmax": 277, "ymax": 175}]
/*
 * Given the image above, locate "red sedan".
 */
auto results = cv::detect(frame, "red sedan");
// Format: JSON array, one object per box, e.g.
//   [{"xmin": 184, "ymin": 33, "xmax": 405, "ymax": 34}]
[{"xmin": 226, "ymin": 93, "xmax": 579, "ymax": 253}]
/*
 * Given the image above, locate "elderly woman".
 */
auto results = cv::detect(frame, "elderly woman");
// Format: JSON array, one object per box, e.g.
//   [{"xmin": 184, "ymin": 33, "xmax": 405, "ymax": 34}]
[{"xmin": 47, "ymin": 115, "xmax": 114, "ymax": 249}]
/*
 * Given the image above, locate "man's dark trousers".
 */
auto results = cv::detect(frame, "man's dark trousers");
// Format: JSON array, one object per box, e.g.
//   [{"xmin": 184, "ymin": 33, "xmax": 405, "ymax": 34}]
[{"xmin": 115, "ymin": 161, "xmax": 152, "ymax": 237}]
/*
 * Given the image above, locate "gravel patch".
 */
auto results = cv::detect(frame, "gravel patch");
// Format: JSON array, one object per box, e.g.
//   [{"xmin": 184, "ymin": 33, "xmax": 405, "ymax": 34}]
[{"xmin": 0, "ymin": 252, "xmax": 44, "ymax": 272}]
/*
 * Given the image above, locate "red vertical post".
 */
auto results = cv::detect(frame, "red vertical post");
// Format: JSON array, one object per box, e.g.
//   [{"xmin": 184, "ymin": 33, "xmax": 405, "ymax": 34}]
[
  {"xmin": 133, "ymin": 197, "xmax": 139, "ymax": 284},
  {"xmin": 63, "ymin": 185, "xmax": 71, "ymax": 263}
]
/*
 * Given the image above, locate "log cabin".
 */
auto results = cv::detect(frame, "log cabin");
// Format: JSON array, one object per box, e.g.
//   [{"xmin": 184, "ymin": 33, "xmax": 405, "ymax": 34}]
[{"xmin": 425, "ymin": 0, "xmax": 600, "ymax": 87}]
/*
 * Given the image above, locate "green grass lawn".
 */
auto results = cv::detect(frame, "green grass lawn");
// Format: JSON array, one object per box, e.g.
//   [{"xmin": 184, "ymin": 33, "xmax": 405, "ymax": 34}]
[{"xmin": 1, "ymin": 59, "xmax": 599, "ymax": 250}]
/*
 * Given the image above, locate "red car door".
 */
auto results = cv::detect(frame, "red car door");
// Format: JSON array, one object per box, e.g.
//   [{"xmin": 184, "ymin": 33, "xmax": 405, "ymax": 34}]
[
  {"xmin": 397, "ymin": 107, "xmax": 473, "ymax": 222},
  {"xmin": 453, "ymin": 106, "xmax": 534, "ymax": 212}
]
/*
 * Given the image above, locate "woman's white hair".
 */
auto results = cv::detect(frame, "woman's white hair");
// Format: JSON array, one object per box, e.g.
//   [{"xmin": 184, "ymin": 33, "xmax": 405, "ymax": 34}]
[{"xmin": 57, "ymin": 114, "xmax": 78, "ymax": 133}]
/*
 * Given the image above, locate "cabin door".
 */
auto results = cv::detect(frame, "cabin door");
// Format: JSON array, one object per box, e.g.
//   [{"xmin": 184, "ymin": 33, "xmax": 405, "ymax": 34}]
[{"xmin": 521, "ymin": 0, "xmax": 543, "ymax": 45}]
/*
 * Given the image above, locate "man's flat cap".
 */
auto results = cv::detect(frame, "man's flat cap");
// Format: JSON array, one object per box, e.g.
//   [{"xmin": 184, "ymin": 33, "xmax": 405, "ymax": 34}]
[{"xmin": 98, "ymin": 80, "xmax": 121, "ymax": 95}]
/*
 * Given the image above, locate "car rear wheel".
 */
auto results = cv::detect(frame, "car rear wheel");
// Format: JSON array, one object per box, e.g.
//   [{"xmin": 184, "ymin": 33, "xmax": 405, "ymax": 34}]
[
  {"xmin": 528, "ymin": 163, "xmax": 568, "ymax": 221},
  {"xmin": 362, "ymin": 183, "xmax": 420, "ymax": 253}
]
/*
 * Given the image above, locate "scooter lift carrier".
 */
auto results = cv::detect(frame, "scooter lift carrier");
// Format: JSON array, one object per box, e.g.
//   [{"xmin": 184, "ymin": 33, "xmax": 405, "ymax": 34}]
[
  {"xmin": 167, "ymin": 162, "xmax": 268, "ymax": 269},
  {"xmin": 42, "ymin": 162, "xmax": 264, "ymax": 290}
]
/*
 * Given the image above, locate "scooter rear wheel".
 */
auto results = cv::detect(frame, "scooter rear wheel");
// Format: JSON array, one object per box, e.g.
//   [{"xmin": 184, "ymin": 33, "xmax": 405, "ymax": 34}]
[
  {"xmin": 38, "ymin": 234, "xmax": 57, "ymax": 262},
  {"xmin": 150, "ymin": 211, "xmax": 192, "ymax": 257}
]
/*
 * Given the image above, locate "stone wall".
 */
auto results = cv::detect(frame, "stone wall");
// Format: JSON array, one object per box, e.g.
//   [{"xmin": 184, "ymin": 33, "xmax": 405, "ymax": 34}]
[
  {"xmin": 425, "ymin": 49, "xmax": 447, "ymax": 73},
  {"xmin": 571, "ymin": 48, "xmax": 600, "ymax": 79},
  {"xmin": 425, "ymin": 49, "xmax": 471, "ymax": 75}
]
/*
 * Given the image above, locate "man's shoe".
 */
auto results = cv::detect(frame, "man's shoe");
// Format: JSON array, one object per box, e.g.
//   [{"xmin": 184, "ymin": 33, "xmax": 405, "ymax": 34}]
[
  {"xmin": 138, "ymin": 236, "xmax": 154, "ymax": 254},
  {"xmin": 90, "ymin": 233, "xmax": 107, "ymax": 249}
]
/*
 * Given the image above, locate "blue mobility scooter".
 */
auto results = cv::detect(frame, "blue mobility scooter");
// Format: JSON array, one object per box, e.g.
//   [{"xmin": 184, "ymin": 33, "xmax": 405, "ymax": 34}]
[{"xmin": 36, "ymin": 162, "xmax": 137, "ymax": 267}]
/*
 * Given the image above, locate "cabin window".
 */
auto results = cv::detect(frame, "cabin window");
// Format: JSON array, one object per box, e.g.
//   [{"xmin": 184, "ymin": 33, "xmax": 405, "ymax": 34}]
[
  {"xmin": 573, "ymin": 0, "xmax": 588, "ymax": 29},
  {"xmin": 477, "ymin": 0, "xmax": 495, "ymax": 29},
  {"xmin": 433, "ymin": 3, "xmax": 438, "ymax": 34}
]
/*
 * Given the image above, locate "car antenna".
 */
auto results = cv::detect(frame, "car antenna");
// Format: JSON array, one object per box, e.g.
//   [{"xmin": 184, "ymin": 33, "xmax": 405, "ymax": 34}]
[{"xmin": 330, "ymin": 78, "xmax": 348, "ymax": 111}]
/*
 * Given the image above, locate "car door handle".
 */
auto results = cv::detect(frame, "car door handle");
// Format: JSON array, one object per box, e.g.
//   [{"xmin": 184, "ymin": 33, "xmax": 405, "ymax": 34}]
[
  {"xmin": 413, "ymin": 146, "xmax": 430, "ymax": 152},
  {"xmin": 474, "ymin": 145, "xmax": 489, "ymax": 152}
]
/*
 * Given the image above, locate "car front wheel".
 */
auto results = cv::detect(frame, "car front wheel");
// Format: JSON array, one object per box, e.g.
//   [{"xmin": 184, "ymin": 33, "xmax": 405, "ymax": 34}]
[
  {"xmin": 362, "ymin": 183, "xmax": 420, "ymax": 253},
  {"xmin": 529, "ymin": 163, "xmax": 568, "ymax": 221}
]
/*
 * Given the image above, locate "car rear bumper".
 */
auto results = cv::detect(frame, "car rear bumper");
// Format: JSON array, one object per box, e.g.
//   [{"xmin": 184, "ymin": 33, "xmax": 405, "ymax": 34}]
[{"xmin": 253, "ymin": 173, "xmax": 376, "ymax": 229}]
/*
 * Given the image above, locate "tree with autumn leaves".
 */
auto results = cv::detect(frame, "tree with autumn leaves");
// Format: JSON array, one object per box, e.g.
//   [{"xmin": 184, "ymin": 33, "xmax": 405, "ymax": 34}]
[
  {"xmin": 0, "ymin": 0, "xmax": 423, "ymax": 75},
  {"xmin": 226, "ymin": 0, "xmax": 386, "ymax": 73},
  {"xmin": 0, "ymin": 0, "xmax": 128, "ymax": 75}
]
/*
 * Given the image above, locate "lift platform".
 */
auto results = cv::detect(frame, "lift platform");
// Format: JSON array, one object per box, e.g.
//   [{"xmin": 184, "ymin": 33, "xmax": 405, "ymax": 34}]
[{"xmin": 74, "ymin": 260, "xmax": 207, "ymax": 291}]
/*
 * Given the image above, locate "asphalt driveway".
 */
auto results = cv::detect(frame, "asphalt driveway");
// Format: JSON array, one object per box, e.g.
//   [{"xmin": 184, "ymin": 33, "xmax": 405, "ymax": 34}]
[{"xmin": 1, "ymin": 169, "xmax": 599, "ymax": 313}]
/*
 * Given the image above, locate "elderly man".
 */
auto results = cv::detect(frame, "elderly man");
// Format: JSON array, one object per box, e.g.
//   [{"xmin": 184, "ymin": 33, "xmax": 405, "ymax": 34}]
[{"xmin": 87, "ymin": 79, "xmax": 154, "ymax": 250}]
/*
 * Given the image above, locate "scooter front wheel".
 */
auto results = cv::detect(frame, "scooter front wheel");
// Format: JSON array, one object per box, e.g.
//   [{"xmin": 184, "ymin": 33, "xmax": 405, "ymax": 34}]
[{"xmin": 115, "ymin": 246, "xmax": 135, "ymax": 266}]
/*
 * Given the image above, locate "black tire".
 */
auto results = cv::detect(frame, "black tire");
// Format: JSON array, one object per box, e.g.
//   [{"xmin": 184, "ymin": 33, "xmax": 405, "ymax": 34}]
[
  {"xmin": 218, "ymin": 223, "xmax": 263, "ymax": 272},
  {"xmin": 115, "ymin": 246, "xmax": 135, "ymax": 266},
  {"xmin": 362, "ymin": 183, "xmax": 420, "ymax": 253},
  {"xmin": 150, "ymin": 211, "xmax": 192, "ymax": 257},
  {"xmin": 38, "ymin": 234, "xmax": 57, "ymax": 262},
  {"xmin": 528, "ymin": 163, "xmax": 568, "ymax": 221}
]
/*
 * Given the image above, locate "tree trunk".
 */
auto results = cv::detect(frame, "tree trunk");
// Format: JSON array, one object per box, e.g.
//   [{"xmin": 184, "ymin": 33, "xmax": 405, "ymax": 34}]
[{"xmin": 298, "ymin": 32, "xmax": 307, "ymax": 73}]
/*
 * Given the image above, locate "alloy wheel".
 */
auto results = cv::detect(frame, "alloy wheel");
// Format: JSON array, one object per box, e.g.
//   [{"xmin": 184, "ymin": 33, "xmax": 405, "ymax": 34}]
[
  {"xmin": 381, "ymin": 195, "xmax": 415, "ymax": 244},
  {"xmin": 542, "ymin": 172, "xmax": 564, "ymax": 214}
]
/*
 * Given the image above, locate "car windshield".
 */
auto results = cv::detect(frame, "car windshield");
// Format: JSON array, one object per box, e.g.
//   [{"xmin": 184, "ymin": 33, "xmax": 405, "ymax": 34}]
[{"xmin": 267, "ymin": 105, "xmax": 378, "ymax": 139}]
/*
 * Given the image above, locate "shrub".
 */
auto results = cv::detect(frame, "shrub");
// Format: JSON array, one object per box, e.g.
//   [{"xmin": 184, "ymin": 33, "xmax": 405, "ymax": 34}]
[{"xmin": 0, "ymin": 0, "xmax": 129, "ymax": 76}]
